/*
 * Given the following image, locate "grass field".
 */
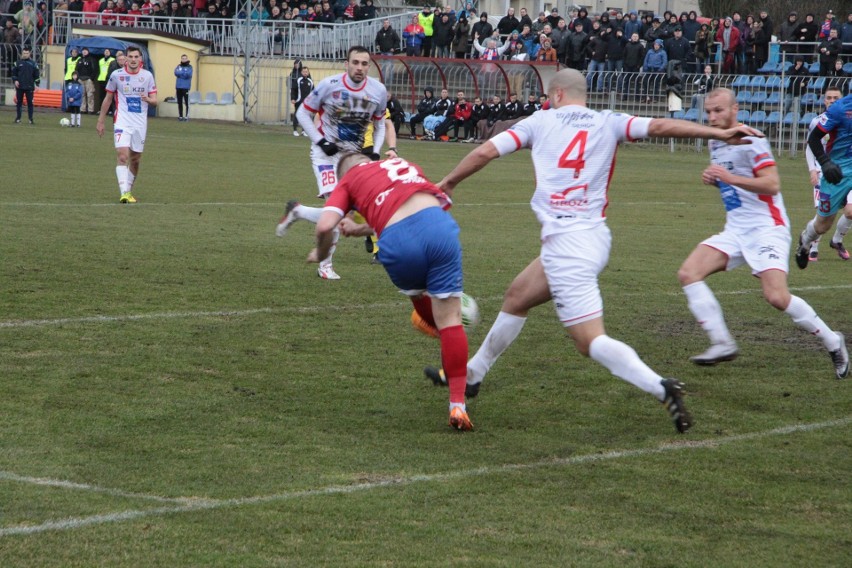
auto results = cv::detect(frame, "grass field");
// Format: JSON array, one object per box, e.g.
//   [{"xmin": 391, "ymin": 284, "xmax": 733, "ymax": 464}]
[{"xmin": 1, "ymin": 106, "xmax": 850, "ymax": 567}]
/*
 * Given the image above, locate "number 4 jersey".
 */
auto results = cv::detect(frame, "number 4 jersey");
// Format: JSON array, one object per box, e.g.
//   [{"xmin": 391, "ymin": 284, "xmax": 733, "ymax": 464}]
[
  {"xmin": 325, "ymin": 158, "xmax": 451, "ymax": 236},
  {"xmin": 491, "ymin": 106, "xmax": 653, "ymax": 238}
]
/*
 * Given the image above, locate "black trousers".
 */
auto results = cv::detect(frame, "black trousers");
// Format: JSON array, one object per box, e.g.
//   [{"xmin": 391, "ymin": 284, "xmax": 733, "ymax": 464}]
[
  {"xmin": 15, "ymin": 88, "xmax": 34, "ymax": 120},
  {"xmin": 176, "ymin": 88, "xmax": 189, "ymax": 118}
]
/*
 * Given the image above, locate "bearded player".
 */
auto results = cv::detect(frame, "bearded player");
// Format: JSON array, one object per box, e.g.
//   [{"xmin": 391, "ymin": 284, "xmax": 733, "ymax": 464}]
[{"xmin": 276, "ymin": 46, "xmax": 388, "ymax": 280}]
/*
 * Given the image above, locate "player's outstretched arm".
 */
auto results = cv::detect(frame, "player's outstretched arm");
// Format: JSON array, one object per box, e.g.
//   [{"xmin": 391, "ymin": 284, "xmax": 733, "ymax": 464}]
[
  {"xmin": 439, "ymin": 141, "xmax": 501, "ymax": 195},
  {"xmin": 648, "ymin": 118, "xmax": 761, "ymax": 144},
  {"xmin": 308, "ymin": 210, "xmax": 344, "ymax": 263}
]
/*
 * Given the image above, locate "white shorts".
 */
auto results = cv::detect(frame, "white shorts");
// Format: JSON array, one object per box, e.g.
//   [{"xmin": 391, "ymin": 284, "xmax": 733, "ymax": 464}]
[
  {"xmin": 540, "ymin": 223, "xmax": 611, "ymax": 327},
  {"xmin": 310, "ymin": 145, "xmax": 342, "ymax": 198},
  {"xmin": 114, "ymin": 124, "xmax": 146, "ymax": 153},
  {"xmin": 701, "ymin": 225, "xmax": 791, "ymax": 275}
]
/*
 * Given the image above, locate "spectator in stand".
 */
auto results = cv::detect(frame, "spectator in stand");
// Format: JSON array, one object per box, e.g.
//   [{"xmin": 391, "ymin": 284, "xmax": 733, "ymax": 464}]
[
  {"xmin": 758, "ymin": 8, "xmax": 773, "ymax": 38},
  {"xmin": 518, "ymin": 7, "xmax": 532, "ymax": 32},
  {"xmin": 12, "ymin": 46, "xmax": 39, "ymax": 124},
  {"xmin": 694, "ymin": 23, "xmax": 711, "ymax": 72},
  {"xmin": 376, "ymin": 18, "xmax": 400, "ymax": 55},
  {"xmin": 797, "ymin": 14, "xmax": 819, "ymax": 61},
  {"xmin": 818, "ymin": 11, "xmax": 839, "ymax": 40},
  {"xmin": 403, "ymin": 15, "xmax": 424, "ymax": 56},
  {"xmin": 65, "ymin": 71, "xmax": 83, "ymax": 127},
  {"xmin": 531, "ymin": 11, "xmax": 547, "ymax": 36},
  {"xmin": 432, "ymin": 12, "xmax": 453, "ymax": 57},
  {"xmin": 316, "ymin": 2, "xmax": 334, "ymax": 24},
  {"xmin": 100, "ymin": 0, "xmax": 118, "ymax": 25},
  {"xmin": 505, "ymin": 29, "xmax": 527, "ymax": 60},
  {"xmin": 786, "ymin": 56, "xmax": 811, "ymax": 112},
  {"xmin": 751, "ymin": 20, "xmax": 770, "ymax": 74},
  {"xmin": 451, "ymin": 15, "xmax": 470, "ymax": 59},
  {"xmin": 691, "ymin": 64, "xmax": 714, "ymax": 109},
  {"xmin": 551, "ymin": 18, "xmax": 569, "ymax": 62},
  {"xmin": 174, "ymin": 53, "xmax": 192, "ymax": 122},
  {"xmin": 645, "ymin": 16, "xmax": 663, "ymax": 44},
  {"xmin": 598, "ymin": 11, "xmax": 614, "ymax": 34},
  {"xmin": 547, "ymin": 8, "xmax": 560, "ymax": 30},
  {"xmin": 15, "ymin": 1, "xmax": 39, "ymax": 37},
  {"xmin": 779, "ymin": 12, "xmax": 799, "ymax": 57},
  {"xmin": 472, "ymin": 31, "xmax": 510, "ymax": 60},
  {"xmin": 536, "ymin": 35, "xmax": 556, "ymax": 62},
  {"xmin": 843, "ymin": 13, "xmax": 852, "ymax": 57},
  {"xmin": 607, "ymin": 27, "xmax": 626, "ymax": 91},
  {"xmin": 201, "ymin": 2, "xmax": 217, "ymax": 18},
  {"xmin": 567, "ymin": 20, "xmax": 588, "ymax": 70},
  {"xmin": 683, "ymin": 11, "xmax": 700, "ymax": 44},
  {"xmin": 585, "ymin": 26, "xmax": 608, "ymax": 92},
  {"xmin": 818, "ymin": 28, "xmax": 842, "ymax": 75},
  {"xmin": 623, "ymin": 31, "xmax": 645, "ymax": 100},
  {"xmin": 716, "ymin": 16, "xmax": 741, "ymax": 74},
  {"xmin": 409, "ymin": 86, "xmax": 434, "ymax": 138},
  {"xmin": 826, "ymin": 58, "xmax": 848, "ymax": 90},
  {"xmin": 418, "ymin": 6, "xmax": 434, "ymax": 57},
  {"xmin": 497, "ymin": 7, "xmax": 518, "ymax": 39},
  {"xmin": 356, "ymin": 0, "xmax": 375, "ymax": 21},
  {"xmin": 68, "ymin": 0, "xmax": 84, "ymax": 12},
  {"xmin": 458, "ymin": 2, "xmax": 475, "ymax": 23},
  {"xmin": 125, "ymin": 2, "xmax": 142, "ymax": 25},
  {"xmin": 76, "ymin": 46, "xmax": 96, "ymax": 114},
  {"xmin": 665, "ymin": 25, "xmax": 691, "ymax": 65},
  {"xmin": 574, "ymin": 7, "xmax": 591, "ymax": 34},
  {"xmin": 643, "ymin": 38, "xmax": 667, "ymax": 103},
  {"xmin": 386, "ymin": 91, "xmax": 405, "ymax": 135},
  {"xmin": 519, "ymin": 24, "xmax": 536, "ymax": 55},
  {"xmin": 471, "ymin": 12, "xmax": 492, "ymax": 55},
  {"xmin": 623, "ymin": 10, "xmax": 641, "ymax": 40},
  {"xmin": 341, "ymin": 0, "xmax": 356, "ymax": 21}
]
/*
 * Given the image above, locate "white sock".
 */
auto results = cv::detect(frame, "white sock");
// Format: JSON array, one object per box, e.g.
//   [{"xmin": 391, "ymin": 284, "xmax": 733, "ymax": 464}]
[
  {"xmin": 294, "ymin": 205, "xmax": 323, "ymax": 223},
  {"xmin": 76, "ymin": 113, "xmax": 81, "ymax": 126},
  {"xmin": 116, "ymin": 165, "xmax": 129, "ymax": 195},
  {"xmin": 128, "ymin": 171, "xmax": 136, "ymax": 191},
  {"xmin": 802, "ymin": 218, "xmax": 820, "ymax": 247},
  {"xmin": 449, "ymin": 402, "xmax": 466, "ymax": 411},
  {"xmin": 809, "ymin": 236, "xmax": 820, "ymax": 253},
  {"xmin": 467, "ymin": 311, "xmax": 527, "ymax": 384},
  {"xmin": 785, "ymin": 295, "xmax": 840, "ymax": 351},
  {"xmin": 589, "ymin": 335, "xmax": 666, "ymax": 400},
  {"xmin": 832, "ymin": 215, "xmax": 852, "ymax": 243},
  {"xmin": 68, "ymin": 114, "xmax": 74, "ymax": 125},
  {"xmin": 683, "ymin": 281, "xmax": 735, "ymax": 346}
]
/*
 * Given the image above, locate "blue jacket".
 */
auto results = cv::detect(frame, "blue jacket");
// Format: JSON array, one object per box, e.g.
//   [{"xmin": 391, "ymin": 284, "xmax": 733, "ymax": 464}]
[
  {"xmin": 174, "ymin": 63, "xmax": 193, "ymax": 90},
  {"xmin": 403, "ymin": 28, "xmax": 425, "ymax": 49},
  {"xmin": 643, "ymin": 47, "xmax": 668, "ymax": 71},
  {"xmin": 65, "ymin": 81, "xmax": 83, "ymax": 106}
]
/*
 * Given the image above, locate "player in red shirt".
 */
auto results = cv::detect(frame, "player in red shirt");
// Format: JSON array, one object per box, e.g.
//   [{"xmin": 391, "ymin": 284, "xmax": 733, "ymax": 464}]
[{"xmin": 307, "ymin": 153, "xmax": 474, "ymax": 431}]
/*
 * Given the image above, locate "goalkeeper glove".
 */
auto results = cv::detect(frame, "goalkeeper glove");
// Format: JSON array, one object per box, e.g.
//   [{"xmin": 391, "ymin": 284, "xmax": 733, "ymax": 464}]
[
  {"xmin": 818, "ymin": 155, "xmax": 843, "ymax": 185},
  {"xmin": 318, "ymin": 138, "xmax": 339, "ymax": 156},
  {"xmin": 361, "ymin": 148, "xmax": 381, "ymax": 160}
]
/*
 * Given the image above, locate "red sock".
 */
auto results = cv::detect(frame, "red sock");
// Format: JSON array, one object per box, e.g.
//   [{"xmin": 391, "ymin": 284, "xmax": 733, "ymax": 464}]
[
  {"xmin": 440, "ymin": 325, "xmax": 469, "ymax": 404},
  {"xmin": 411, "ymin": 295, "xmax": 436, "ymax": 328}
]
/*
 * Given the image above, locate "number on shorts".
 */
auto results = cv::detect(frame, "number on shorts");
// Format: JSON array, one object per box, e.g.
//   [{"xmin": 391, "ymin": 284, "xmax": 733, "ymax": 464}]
[{"xmin": 557, "ymin": 130, "xmax": 588, "ymax": 179}]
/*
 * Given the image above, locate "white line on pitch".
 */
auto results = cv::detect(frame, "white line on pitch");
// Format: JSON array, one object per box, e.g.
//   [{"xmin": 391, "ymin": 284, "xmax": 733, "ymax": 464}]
[
  {"xmin": 2, "ymin": 284, "xmax": 851, "ymax": 330},
  {"xmin": 0, "ymin": 417, "xmax": 847, "ymax": 537}
]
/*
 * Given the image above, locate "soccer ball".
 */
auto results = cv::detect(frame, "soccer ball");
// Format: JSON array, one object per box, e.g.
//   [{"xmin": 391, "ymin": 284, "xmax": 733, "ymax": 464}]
[
  {"xmin": 461, "ymin": 293, "xmax": 480, "ymax": 328},
  {"xmin": 59, "ymin": 118, "xmax": 71, "ymax": 127}
]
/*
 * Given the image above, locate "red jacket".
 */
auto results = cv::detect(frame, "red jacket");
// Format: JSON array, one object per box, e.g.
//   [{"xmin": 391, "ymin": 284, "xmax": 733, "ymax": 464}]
[
  {"xmin": 453, "ymin": 102, "xmax": 472, "ymax": 121},
  {"xmin": 715, "ymin": 25, "xmax": 741, "ymax": 52}
]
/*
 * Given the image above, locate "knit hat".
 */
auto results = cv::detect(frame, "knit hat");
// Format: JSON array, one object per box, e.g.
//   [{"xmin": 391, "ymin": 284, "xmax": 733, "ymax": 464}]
[{"xmin": 654, "ymin": 39, "xmax": 664, "ymax": 46}]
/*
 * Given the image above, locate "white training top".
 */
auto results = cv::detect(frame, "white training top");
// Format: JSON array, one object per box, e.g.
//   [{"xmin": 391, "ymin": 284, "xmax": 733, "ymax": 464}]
[
  {"xmin": 490, "ymin": 105, "xmax": 652, "ymax": 238},
  {"xmin": 707, "ymin": 136, "xmax": 789, "ymax": 232},
  {"xmin": 106, "ymin": 66, "xmax": 157, "ymax": 130},
  {"xmin": 300, "ymin": 72, "xmax": 387, "ymax": 153},
  {"xmin": 805, "ymin": 114, "xmax": 828, "ymax": 173}
]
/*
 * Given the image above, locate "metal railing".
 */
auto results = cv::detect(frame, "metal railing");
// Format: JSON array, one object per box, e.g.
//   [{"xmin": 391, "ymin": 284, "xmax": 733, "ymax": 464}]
[{"xmin": 50, "ymin": 9, "xmax": 418, "ymax": 59}]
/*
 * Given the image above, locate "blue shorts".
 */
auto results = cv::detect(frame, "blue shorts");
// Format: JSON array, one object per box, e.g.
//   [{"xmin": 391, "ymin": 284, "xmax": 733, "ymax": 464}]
[
  {"xmin": 817, "ymin": 163, "xmax": 852, "ymax": 217},
  {"xmin": 377, "ymin": 207, "xmax": 463, "ymax": 297}
]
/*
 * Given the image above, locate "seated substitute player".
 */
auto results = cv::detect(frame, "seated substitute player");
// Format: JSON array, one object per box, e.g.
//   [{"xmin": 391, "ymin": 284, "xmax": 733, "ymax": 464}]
[
  {"xmin": 804, "ymin": 86, "xmax": 847, "ymax": 261},
  {"xmin": 679, "ymin": 88, "xmax": 847, "ymax": 379},
  {"xmin": 428, "ymin": 69, "xmax": 765, "ymax": 434},
  {"xmin": 96, "ymin": 46, "xmax": 157, "ymax": 204},
  {"xmin": 276, "ymin": 46, "xmax": 388, "ymax": 280},
  {"xmin": 796, "ymin": 90, "xmax": 852, "ymax": 268},
  {"xmin": 307, "ymin": 152, "xmax": 474, "ymax": 431}
]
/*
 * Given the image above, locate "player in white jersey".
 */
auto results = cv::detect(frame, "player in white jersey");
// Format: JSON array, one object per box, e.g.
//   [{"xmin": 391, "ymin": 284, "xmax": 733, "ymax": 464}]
[
  {"xmin": 96, "ymin": 46, "xmax": 157, "ymax": 204},
  {"xmin": 804, "ymin": 86, "xmax": 849, "ymax": 261},
  {"xmin": 433, "ymin": 69, "xmax": 761, "ymax": 434},
  {"xmin": 677, "ymin": 88, "xmax": 848, "ymax": 379},
  {"xmin": 275, "ymin": 46, "xmax": 388, "ymax": 280}
]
